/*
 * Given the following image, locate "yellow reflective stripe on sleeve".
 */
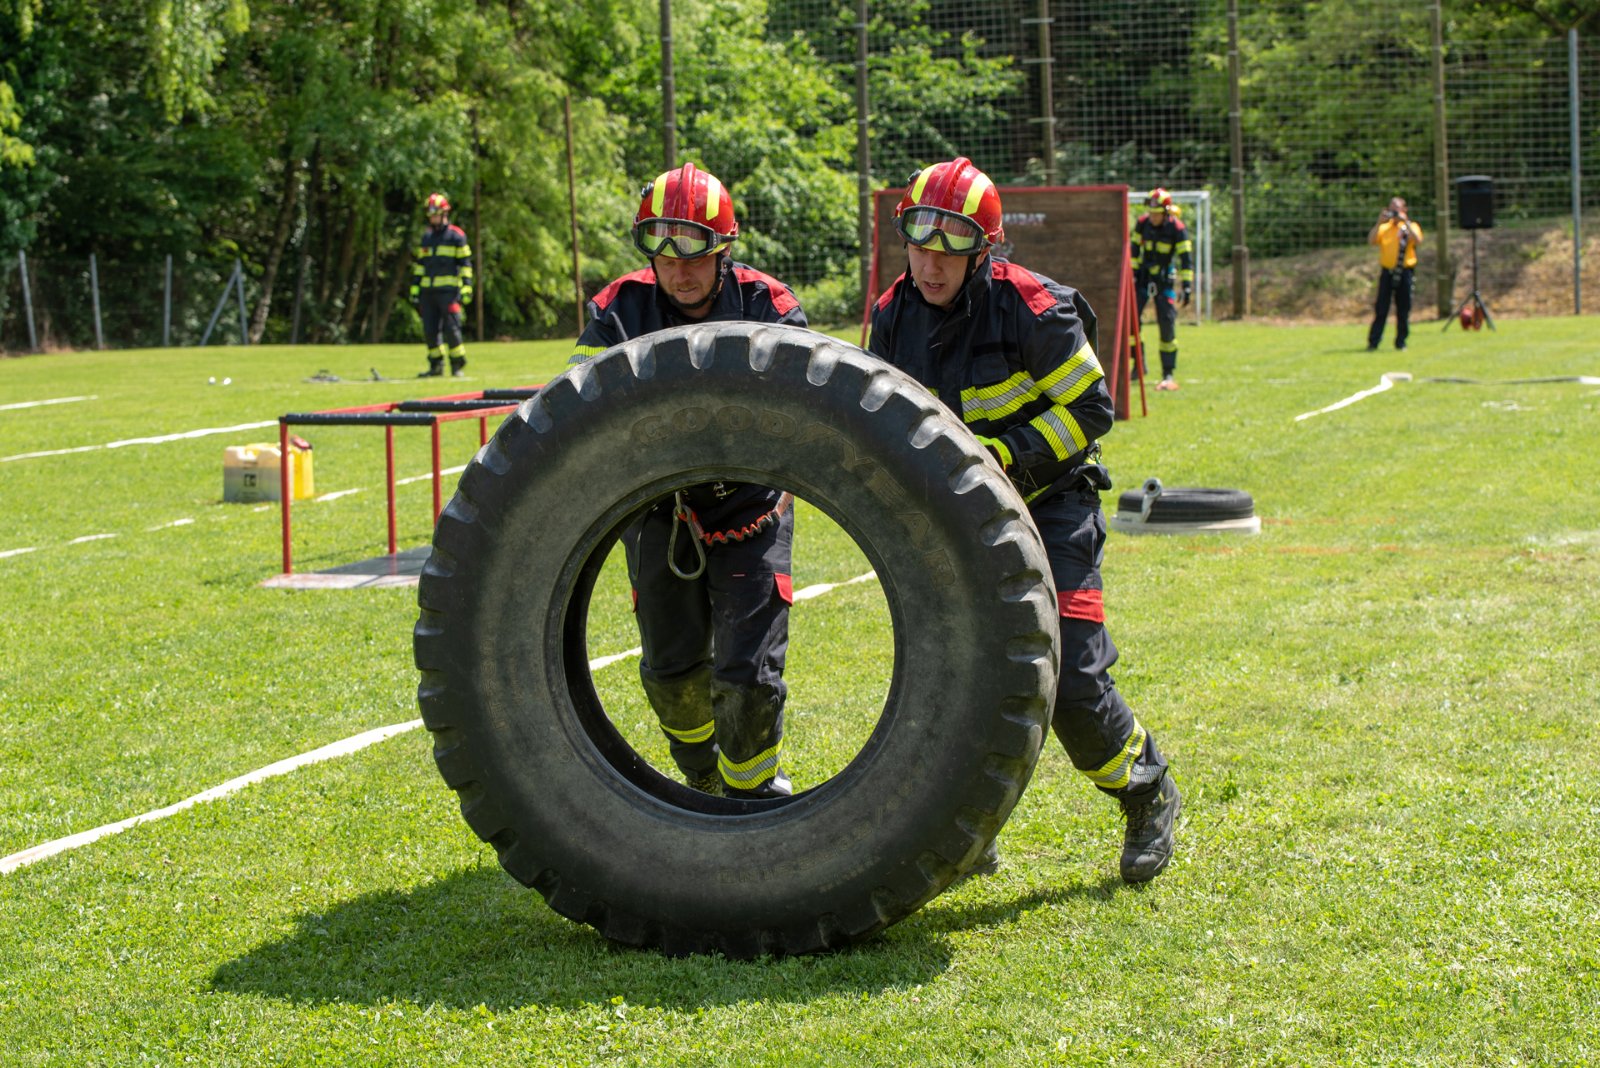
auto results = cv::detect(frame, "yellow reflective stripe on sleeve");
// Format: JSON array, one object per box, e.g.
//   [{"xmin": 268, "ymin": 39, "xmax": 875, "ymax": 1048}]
[
  {"xmin": 962, "ymin": 370, "xmax": 1036, "ymax": 421},
  {"xmin": 662, "ymin": 719, "xmax": 715, "ymax": 745},
  {"xmin": 569, "ymin": 345, "xmax": 606, "ymax": 364},
  {"xmin": 1178, "ymin": 269, "xmax": 1194, "ymax": 281},
  {"xmin": 1028, "ymin": 406, "xmax": 1087, "ymax": 460},
  {"xmin": 1176, "ymin": 239, "xmax": 1193, "ymax": 254},
  {"xmin": 1084, "ymin": 721, "xmax": 1147, "ymax": 790},
  {"xmin": 720, "ymin": 744, "xmax": 782, "ymax": 789},
  {"xmin": 414, "ymin": 246, "xmax": 427, "ymax": 257},
  {"xmin": 1037, "ymin": 343, "xmax": 1104, "ymax": 403}
]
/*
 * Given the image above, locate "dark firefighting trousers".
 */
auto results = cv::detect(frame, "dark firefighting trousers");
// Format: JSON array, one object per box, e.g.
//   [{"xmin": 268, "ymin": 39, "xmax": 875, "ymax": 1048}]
[
  {"xmin": 1368, "ymin": 266, "xmax": 1412, "ymax": 350},
  {"xmin": 1032, "ymin": 484, "xmax": 1168, "ymax": 799},
  {"xmin": 418, "ymin": 289, "xmax": 466, "ymax": 371},
  {"xmin": 623, "ymin": 498, "xmax": 795, "ymax": 793},
  {"xmin": 1135, "ymin": 271, "xmax": 1180, "ymax": 378}
]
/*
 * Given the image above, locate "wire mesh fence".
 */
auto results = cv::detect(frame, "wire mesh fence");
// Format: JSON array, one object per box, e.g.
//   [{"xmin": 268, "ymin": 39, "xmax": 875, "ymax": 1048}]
[{"xmin": 6, "ymin": 0, "xmax": 1599, "ymax": 353}]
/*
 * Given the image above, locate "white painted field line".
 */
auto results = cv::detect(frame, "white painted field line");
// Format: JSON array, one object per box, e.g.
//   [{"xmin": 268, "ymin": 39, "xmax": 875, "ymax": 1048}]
[
  {"xmin": 1, "ymin": 420, "xmax": 278, "ymax": 463},
  {"xmin": 0, "ymin": 570, "xmax": 880, "ymax": 875},
  {"xmin": 0, "ymin": 721, "xmax": 422, "ymax": 875},
  {"xmin": 1294, "ymin": 372, "xmax": 1412, "ymax": 422},
  {"xmin": 0, "ymin": 546, "xmax": 38, "ymax": 559},
  {"xmin": 0, "ymin": 395, "xmax": 97, "ymax": 412}
]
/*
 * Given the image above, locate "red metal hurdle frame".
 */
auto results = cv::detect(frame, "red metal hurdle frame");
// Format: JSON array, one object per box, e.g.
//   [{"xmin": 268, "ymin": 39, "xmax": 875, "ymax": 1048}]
[{"xmin": 275, "ymin": 387, "xmax": 540, "ymax": 575}]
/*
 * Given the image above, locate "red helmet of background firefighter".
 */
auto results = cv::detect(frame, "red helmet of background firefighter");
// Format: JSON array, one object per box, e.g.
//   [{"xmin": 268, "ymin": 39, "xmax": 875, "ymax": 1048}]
[
  {"xmin": 631, "ymin": 163, "xmax": 741, "ymax": 317},
  {"xmin": 891, "ymin": 156, "xmax": 1004, "ymax": 307}
]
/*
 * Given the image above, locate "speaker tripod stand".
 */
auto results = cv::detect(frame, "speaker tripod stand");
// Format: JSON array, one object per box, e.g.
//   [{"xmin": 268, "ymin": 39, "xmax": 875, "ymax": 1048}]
[{"xmin": 1444, "ymin": 228, "xmax": 1496, "ymax": 331}]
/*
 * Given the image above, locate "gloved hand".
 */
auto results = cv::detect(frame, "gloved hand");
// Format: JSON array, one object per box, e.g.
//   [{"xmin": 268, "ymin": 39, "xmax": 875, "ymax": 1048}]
[
  {"xmin": 976, "ymin": 435, "xmax": 1011, "ymax": 471},
  {"xmin": 408, "ymin": 286, "xmax": 420, "ymax": 306},
  {"xmin": 461, "ymin": 285, "xmax": 473, "ymax": 306},
  {"xmin": 1180, "ymin": 283, "xmax": 1193, "ymax": 307}
]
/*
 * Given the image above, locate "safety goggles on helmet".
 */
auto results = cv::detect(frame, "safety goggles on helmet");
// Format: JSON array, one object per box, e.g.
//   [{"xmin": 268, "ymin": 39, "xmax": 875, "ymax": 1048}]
[
  {"xmin": 632, "ymin": 218, "xmax": 732, "ymax": 260},
  {"xmin": 895, "ymin": 205, "xmax": 989, "ymax": 255}
]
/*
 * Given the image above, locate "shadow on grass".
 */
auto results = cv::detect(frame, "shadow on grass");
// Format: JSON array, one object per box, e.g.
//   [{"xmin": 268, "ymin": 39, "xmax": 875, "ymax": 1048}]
[{"xmin": 210, "ymin": 863, "xmax": 1119, "ymax": 1011}]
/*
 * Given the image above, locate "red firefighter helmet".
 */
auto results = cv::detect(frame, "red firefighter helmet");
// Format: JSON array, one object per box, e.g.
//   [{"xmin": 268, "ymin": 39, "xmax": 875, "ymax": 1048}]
[
  {"xmin": 631, "ymin": 163, "xmax": 739, "ymax": 260},
  {"xmin": 423, "ymin": 192, "xmax": 451, "ymax": 215},
  {"xmin": 893, "ymin": 157, "xmax": 1003, "ymax": 255},
  {"xmin": 1146, "ymin": 187, "xmax": 1173, "ymax": 211}
]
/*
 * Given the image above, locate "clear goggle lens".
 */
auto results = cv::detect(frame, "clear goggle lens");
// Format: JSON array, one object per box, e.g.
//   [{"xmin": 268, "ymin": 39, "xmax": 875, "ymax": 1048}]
[
  {"xmin": 633, "ymin": 219, "xmax": 729, "ymax": 260},
  {"xmin": 896, "ymin": 206, "xmax": 987, "ymax": 255}
]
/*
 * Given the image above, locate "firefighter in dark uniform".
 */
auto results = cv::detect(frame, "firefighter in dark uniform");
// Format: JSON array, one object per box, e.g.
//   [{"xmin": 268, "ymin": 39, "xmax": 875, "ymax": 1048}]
[
  {"xmin": 868, "ymin": 158, "xmax": 1181, "ymax": 883},
  {"xmin": 410, "ymin": 192, "xmax": 474, "ymax": 377},
  {"xmin": 1130, "ymin": 187, "xmax": 1194, "ymax": 391},
  {"xmin": 570, "ymin": 163, "xmax": 807, "ymax": 799}
]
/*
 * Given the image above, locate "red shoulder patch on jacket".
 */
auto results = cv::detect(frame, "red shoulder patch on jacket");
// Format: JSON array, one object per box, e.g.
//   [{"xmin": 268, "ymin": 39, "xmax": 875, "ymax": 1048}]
[
  {"xmin": 732, "ymin": 267, "xmax": 800, "ymax": 314},
  {"xmin": 591, "ymin": 268, "xmax": 656, "ymax": 313},
  {"xmin": 875, "ymin": 275, "xmax": 909, "ymax": 310},
  {"xmin": 446, "ymin": 224, "xmax": 468, "ymax": 242},
  {"xmin": 991, "ymin": 261, "xmax": 1058, "ymax": 316}
]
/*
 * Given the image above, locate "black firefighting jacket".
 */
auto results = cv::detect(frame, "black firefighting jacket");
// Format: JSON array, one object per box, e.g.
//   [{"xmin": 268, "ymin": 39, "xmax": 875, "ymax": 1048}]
[
  {"xmin": 569, "ymin": 258, "xmax": 808, "ymax": 533},
  {"xmin": 867, "ymin": 255, "xmax": 1113, "ymax": 506},
  {"xmin": 1130, "ymin": 213, "xmax": 1194, "ymax": 284},
  {"xmin": 410, "ymin": 223, "xmax": 474, "ymax": 300}
]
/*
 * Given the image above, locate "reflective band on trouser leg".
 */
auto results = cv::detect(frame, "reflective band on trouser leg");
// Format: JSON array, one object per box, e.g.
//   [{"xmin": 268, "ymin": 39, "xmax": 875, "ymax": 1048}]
[
  {"xmin": 1083, "ymin": 720, "xmax": 1147, "ymax": 790},
  {"xmin": 720, "ymin": 742, "xmax": 782, "ymax": 791},
  {"xmin": 640, "ymin": 665, "xmax": 717, "ymax": 777}
]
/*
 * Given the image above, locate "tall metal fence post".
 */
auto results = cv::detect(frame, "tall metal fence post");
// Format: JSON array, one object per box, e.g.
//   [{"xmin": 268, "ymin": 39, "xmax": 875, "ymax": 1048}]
[
  {"xmin": 19, "ymin": 251, "xmax": 37, "ymax": 352},
  {"xmin": 1227, "ymin": 0, "xmax": 1249, "ymax": 317},
  {"xmin": 1432, "ymin": 0, "xmax": 1453, "ymax": 318},
  {"xmin": 1026, "ymin": 0, "xmax": 1056, "ymax": 186},
  {"xmin": 565, "ymin": 95, "xmax": 584, "ymax": 330},
  {"xmin": 233, "ymin": 257, "xmax": 248, "ymax": 345},
  {"xmin": 89, "ymin": 253, "xmax": 104, "ymax": 350},
  {"xmin": 163, "ymin": 253, "xmax": 173, "ymax": 348},
  {"xmin": 854, "ymin": 0, "xmax": 872, "ymax": 307},
  {"xmin": 661, "ymin": 0, "xmax": 677, "ymax": 170},
  {"xmin": 1571, "ymin": 28, "xmax": 1583, "ymax": 316}
]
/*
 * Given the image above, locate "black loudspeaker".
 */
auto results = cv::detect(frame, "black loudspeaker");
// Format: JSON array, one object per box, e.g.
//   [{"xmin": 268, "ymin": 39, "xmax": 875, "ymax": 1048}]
[{"xmin": 1456, "ymin": 175, "xmax": 1495, "ymax": 230}]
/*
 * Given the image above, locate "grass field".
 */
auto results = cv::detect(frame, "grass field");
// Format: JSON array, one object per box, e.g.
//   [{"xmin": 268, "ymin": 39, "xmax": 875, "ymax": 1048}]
[{"xmin": 1, "ymin": 318, "xmax": 1597, "ymax": 1066}]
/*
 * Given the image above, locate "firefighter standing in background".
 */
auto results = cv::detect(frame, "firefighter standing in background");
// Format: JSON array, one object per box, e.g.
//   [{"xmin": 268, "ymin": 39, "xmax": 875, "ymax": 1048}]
[
  {"xmin": 410, "ymin": 192, "xmax": 474, "ymax": 377},
  {"xmin": 1130, "ymin": 188, "xmax": 1194, "ymax": 391},
  {"xmin": 569, "ymin": 163, "xmax": 807, "ymax": 799},
  {"xmin": 868, "ymin": 158, "xmax": 1181, "ymax": 884}
]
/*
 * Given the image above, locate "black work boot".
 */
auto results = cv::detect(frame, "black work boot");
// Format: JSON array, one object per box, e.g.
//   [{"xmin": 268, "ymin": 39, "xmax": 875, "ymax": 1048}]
[
  {"xmin": 684, "ymin": 771, "xmax": 723, "ymax": 797},
  {"xmin": 418, "ymin": 356, "xmax": 444, "ymax": 377},
  {"xmin": 449, "ymin": 355, "xmax": 466, "ymax": 378},
  {"xmin": 1119, "ymin": 773, "xmax": 1181, "ymax": 883},
  {"xmin": 723, "ymin": 768, "xmax": 792, "ymax": 801}
]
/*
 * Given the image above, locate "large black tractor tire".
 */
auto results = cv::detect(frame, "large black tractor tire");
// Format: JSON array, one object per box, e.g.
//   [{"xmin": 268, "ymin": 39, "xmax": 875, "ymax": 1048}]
[{"xmin": 413, "ymin": 322, "xmax": 1058, "ymax": 958}]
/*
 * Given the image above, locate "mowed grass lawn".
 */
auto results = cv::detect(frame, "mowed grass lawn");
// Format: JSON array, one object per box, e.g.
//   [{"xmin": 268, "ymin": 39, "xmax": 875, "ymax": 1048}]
[{"xmin": 0, "ymin": 317, "xmax": 1595, "ymax": 1066}]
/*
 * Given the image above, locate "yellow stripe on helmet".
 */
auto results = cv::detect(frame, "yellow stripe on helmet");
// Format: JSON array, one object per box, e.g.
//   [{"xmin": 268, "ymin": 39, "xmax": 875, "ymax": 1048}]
[
  {"xmin": 962, "ymin": 173, "xmax": 993, "ymax": 217},
  {"xmin": 909, "ymin": 166, "xmax": 933, "ymax": 204},
  {"xmin": 704, "ymin": 174, "xmax": 724, "ymax": 223},
  {"xmin": 650, "ymin": 172, "xmax": 670, "ymax": 217}
]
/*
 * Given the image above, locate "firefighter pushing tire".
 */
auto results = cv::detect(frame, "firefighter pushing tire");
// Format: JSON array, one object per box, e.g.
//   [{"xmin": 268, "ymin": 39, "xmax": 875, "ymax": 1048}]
[{"xmin": 413, "ymin": 321, "xmax": 1058, "ymax": 958}]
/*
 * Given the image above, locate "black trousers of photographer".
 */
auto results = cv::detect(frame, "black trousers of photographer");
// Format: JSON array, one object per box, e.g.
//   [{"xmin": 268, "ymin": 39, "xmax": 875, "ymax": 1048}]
[{"xmin": 1368, "ymin": 266, "xmax": 1413, "ymax": 350}]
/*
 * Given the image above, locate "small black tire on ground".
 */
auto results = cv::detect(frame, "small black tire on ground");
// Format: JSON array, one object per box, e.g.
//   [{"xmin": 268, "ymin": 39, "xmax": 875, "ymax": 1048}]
[
  {"xmin": 413, "ymin": 321, "xmax": 1058, "ymax": 958},
  {"xmin": 1115, "ymin": 486, "xmax": 1256, "ymax": 522}
]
